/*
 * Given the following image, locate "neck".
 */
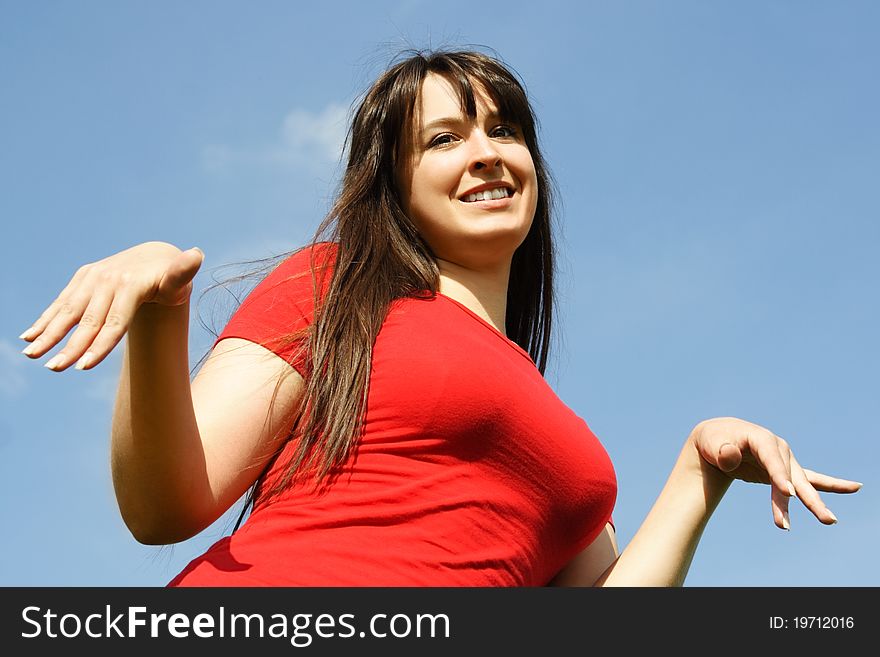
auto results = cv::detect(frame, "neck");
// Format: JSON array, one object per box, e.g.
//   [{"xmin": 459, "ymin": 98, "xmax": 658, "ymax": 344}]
[{"xmin": 435, "ymin": 257, "xmax": 511, "ymax": 335}]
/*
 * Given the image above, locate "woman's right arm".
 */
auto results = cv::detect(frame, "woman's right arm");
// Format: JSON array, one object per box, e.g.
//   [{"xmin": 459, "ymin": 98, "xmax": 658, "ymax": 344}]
[
  {"xmin": 112, "ymin": 309, "xmax": 304, "ymax": 545},
  {"xmin": 21, "ymin": 242, "xmax": 304, "ymax": 545}
]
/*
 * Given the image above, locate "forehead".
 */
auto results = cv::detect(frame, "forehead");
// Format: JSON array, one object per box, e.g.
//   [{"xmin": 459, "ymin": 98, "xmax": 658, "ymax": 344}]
[{"xmin": 414, "ymin": 73, "xmax": 499, "ymax": 124}]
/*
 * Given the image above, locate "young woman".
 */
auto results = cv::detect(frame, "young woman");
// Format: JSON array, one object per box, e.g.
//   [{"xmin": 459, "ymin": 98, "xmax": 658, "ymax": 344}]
[{"xmin": 19, "ymin": 49, "xmax": 861, "ymax": 586}]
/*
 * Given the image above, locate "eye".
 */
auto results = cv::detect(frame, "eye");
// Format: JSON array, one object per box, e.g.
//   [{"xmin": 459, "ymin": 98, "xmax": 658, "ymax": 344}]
[
  {"xmin": 491, "ymin": 124, "xmax": 518, "ymax": 139},
  {"xmin": 428, "ymin": 133, "xmax": 458, "ymax": 149}
]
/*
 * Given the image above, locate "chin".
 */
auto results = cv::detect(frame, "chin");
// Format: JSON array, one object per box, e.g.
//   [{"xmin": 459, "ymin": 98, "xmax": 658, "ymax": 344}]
[{"xmin": 444, "ymin": 226, "xmax": 532, "ymax": 268}]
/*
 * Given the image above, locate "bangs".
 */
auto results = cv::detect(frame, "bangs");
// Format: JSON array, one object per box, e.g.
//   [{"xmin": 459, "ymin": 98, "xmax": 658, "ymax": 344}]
[
  {"xmin": 423, "ymin": 54, "xmax": 536, "ymax": 135},
  {"xmin": 432, "ymin": 69, "xmax": 533, "ymax": 132},
  {"xmin": 358, "ymin": 50, "xmax": 541, "ymax": 175}
]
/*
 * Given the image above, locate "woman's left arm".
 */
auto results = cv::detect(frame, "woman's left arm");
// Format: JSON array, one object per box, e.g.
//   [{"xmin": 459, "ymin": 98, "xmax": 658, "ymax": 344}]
[{"xmin": 555, "ymin": 417, "xmax": 862, "ymax": 587}]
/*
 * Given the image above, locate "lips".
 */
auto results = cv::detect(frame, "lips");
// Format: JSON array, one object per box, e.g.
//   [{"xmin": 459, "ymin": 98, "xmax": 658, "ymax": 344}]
[
  {"xmin": 461, "ymin": 187, "xmax": 513, "ymax": 203},
  {"xmin": 458, "ymin": 181, "xmax": 515, "ymax": 203}
]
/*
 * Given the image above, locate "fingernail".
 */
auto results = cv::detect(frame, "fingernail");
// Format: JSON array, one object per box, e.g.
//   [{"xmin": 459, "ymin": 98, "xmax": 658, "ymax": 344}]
[
  {"xmin": 826, "ymin": 509, "xmax": 838, "ymax": 524},
  {"xmin": 19, "ymin": 327, "xmax": 35, "ymax": 340},
  {"xmin": 75, "ymin": 352, "xmax": 94, "ymax": 370},
  {"xmin": 782, "ymin": 511, "xmax": 790, "ymax": 530},
  {"xmin": 44, "ymin": 354, "xmax": 65, "ymax": 370},
  {"xmin": 787, "ymin": 481, "xmax": 796, "ymax": 497},
  {"xmin": 22, "ymin": 341, "xmax": 40, "ymax": 356}
]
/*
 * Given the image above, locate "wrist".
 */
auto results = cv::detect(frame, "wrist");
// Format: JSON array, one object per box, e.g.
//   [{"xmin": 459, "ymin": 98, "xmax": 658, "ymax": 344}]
[
  {"xmin": 675, "ymin": 429, "xmax": 735, "ymax": 505},
  {"xmin": 131, "ymin": 299, "xmax": 191, "ymax": 332}
]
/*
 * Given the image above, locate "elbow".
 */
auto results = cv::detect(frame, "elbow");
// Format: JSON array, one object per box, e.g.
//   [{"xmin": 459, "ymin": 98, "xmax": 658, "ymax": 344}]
[
  {"xmin": 130, "ymin": 529, "xmax": 174, "ymax": 547},
  {"xmin": 118, "ymin": 506, "xmax": 206, "ymax": 546},
  {"xmin": 112, "ymin": 470, "xmax": 215, "ymax": 545},
  {"xmin": 126, "ymin": 519, "xmax": 202, "ymax": 546}
]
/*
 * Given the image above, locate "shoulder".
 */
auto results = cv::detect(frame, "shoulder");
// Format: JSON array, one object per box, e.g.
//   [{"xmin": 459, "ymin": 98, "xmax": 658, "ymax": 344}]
[
  {"xmin": 265, "ymin": 241, "xmax": 338, "ymax": 285},
  {"xmin": 238, "ymin": 241, "xmax": 338, "ymax": 309},
  {"xmin": 217, "ymin": 242, "xmax": 339, "ymax": 374}
]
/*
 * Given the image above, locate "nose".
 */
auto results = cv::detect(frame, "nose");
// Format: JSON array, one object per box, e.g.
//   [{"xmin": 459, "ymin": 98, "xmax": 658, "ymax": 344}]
[{"xmin": 469, "ymin": 131, "xmax": 502, "ymax": 171}]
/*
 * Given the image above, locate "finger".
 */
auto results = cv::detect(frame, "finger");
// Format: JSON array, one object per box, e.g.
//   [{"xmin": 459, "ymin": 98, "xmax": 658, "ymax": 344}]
[
  {"xmin": 765, "ymin": 437, "xmax": 793, "ymax": 530},
  {"xmin": 771, "ymin": 483, "xmax": 790, "ymax": 530},
  {"xmin": 777, "ymin": 437, "xmax": 792, "ymax": 482},
  {"xmin": 43, "ymin": 285, "xmax": 116, "ymax": 372},
  {"xmin": 155, "ymin": 248, "xmax": 203, "ymax": 303},
  {"xmin": 748, "ymin": 430, "xmax": 796, "ymax": 499},
  {"xmin": 22, "ymin": 274, "xmax": 98, "ymax": 360},
  {"xmin": 71, "ymin": 286, "xmax": 145, "ymax": 371},
  {"xmin": 715, "ymin": 442, "xmax": 743, "ymax": 472},
  {"xmin": 20, "ymin": 264, "xmax": 91, "ymax": 343},
  {"xmin": 776, "ymin": 439, "xmax": 794, "ymax": 529},
  {"xmin": 790, "ymin": 455, "xmax": 838, "ymax": 525},
  {"xmin": 802, "ymin": 469, "xmax": 863, "ymax": 494}
]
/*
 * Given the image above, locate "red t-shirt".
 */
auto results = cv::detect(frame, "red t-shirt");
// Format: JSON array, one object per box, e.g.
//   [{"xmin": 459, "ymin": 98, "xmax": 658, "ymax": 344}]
[{"xmin": 169, "ymin": 243, "xmax": 616, "ymax": 586}]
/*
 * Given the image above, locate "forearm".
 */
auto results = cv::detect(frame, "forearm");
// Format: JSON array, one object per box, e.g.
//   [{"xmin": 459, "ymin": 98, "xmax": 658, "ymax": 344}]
[
  {"xmin": 595, "ymin": 436, "xmax": 732, "ymax": 586},
  {"xmin": 111, "ymin": 300, "xmax": 210, "ymax": 544}
]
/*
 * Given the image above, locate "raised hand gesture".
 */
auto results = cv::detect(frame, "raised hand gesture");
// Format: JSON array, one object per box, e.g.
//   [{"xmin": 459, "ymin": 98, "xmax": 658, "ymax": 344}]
[
  {"xmin": 20, "ymin": 241, "xmax": 204, "ymax": 372},
  {"xmin": 690, "ymin": 417, "xmax": 862, "ymax": 530}
]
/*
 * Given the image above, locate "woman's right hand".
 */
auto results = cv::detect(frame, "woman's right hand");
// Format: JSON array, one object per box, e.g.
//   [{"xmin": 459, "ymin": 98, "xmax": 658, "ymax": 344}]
[{"xmin": 20, "ymin": 241, "xmax": 204, "ymax": 372}]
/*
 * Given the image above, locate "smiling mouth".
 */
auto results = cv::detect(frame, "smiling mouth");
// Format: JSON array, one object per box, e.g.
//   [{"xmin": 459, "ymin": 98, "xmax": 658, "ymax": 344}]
[{"xmin": 460, "ymin": 188, "xmax": 513, "ymax": 203}]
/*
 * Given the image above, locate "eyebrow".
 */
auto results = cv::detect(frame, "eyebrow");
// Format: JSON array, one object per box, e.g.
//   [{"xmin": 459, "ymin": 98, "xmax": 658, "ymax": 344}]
[{"xmin": 420, "ymin": 113, "xmax": 506, "ymax": 135}]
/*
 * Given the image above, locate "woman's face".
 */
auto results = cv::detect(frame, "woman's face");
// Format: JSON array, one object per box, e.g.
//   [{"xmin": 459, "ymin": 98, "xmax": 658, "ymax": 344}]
[{"xmin": 396, "ymin": 73, "xmax": 538, "ymax": 270}]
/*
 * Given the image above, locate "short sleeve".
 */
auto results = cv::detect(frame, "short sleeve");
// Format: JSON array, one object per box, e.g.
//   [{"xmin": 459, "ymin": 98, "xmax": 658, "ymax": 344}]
[{"xmin": 215, "ymin": 242, "xmax": 337, "ymax": 378}]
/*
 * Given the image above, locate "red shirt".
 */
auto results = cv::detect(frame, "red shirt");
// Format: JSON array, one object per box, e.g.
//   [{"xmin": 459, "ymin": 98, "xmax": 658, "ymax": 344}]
[{"xmin": 169, "ymin": 243, "xmax": 616, "ymax": 586}]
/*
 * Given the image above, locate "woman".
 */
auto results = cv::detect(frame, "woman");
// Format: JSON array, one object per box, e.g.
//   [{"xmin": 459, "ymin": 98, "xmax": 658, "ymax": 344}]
[{"xmin": 19, "ymin": 49, "xmax": 861, "ymax": 586}]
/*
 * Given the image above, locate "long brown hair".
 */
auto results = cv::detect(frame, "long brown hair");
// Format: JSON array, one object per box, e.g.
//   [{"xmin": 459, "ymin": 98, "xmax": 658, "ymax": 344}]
[{"xmin": 229, "ymin": 48, "xmax": 558, "ymax": 512}]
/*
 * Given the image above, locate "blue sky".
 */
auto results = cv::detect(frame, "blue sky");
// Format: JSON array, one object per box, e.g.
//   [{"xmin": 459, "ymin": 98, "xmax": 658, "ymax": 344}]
[{"xmin": 1, "ymin": 1, "xmax": 877, "ymax": 586}]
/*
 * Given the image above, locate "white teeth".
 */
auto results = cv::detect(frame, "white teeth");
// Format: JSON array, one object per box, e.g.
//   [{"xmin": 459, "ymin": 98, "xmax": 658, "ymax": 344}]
[{"xmin": 462, "ymin": 187, "xmax": 512, "ymax": 203}]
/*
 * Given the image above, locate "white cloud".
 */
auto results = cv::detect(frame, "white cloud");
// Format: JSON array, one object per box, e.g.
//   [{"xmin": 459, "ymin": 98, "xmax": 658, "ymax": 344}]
[
  {"xmin": 277, "ymin": 103, "xmax": 349, "ymax": 164},
  {"xmin": 202, "ymin": 102, "xmax": 349, "ymax": 174},
  {"xmin": 0, "ymin": 339, "xmax": 27, "ymax": 396}
]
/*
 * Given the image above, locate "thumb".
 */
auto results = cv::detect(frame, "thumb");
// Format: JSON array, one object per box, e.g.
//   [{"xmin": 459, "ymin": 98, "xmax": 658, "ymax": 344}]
[
  {"xmin": 715, "ymin": 442, "xmax": 743, "ymax": 472},
  {"xmin": 156, "ymin": 247, "xmax": 204, "ymax": 302},
  {"xmin": 169, "ymin": 247, "xmax": 204, "ymax": 282}
]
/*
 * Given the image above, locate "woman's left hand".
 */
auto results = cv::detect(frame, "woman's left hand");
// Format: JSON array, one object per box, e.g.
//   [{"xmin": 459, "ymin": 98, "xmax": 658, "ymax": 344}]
[{"xmin": 688, "ymin": 417, "xmax": 862, "ymax": 530}]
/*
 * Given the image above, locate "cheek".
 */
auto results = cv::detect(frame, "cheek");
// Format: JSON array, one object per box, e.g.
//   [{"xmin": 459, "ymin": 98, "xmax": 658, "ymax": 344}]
[
  {"xmin": 421, "ymin": 158, "xmax": 461, "ymax": 192},
  {"xmin": 529, "ymin": 165, "xmax": 539, "ymax": 205},
  {"xmin": 409, "ymin": 162, "xmax": 458, "ymax": 213},
  {"xmin": 516, "ymin": 151, "xmax": 539, "ymax": 210}
]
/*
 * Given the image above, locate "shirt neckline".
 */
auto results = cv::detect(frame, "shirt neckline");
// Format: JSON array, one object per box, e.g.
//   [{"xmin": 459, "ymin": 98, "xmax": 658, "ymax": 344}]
[{"xmin": 434, "ymin": 292, "xmax": 536, "ymax": 366}]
